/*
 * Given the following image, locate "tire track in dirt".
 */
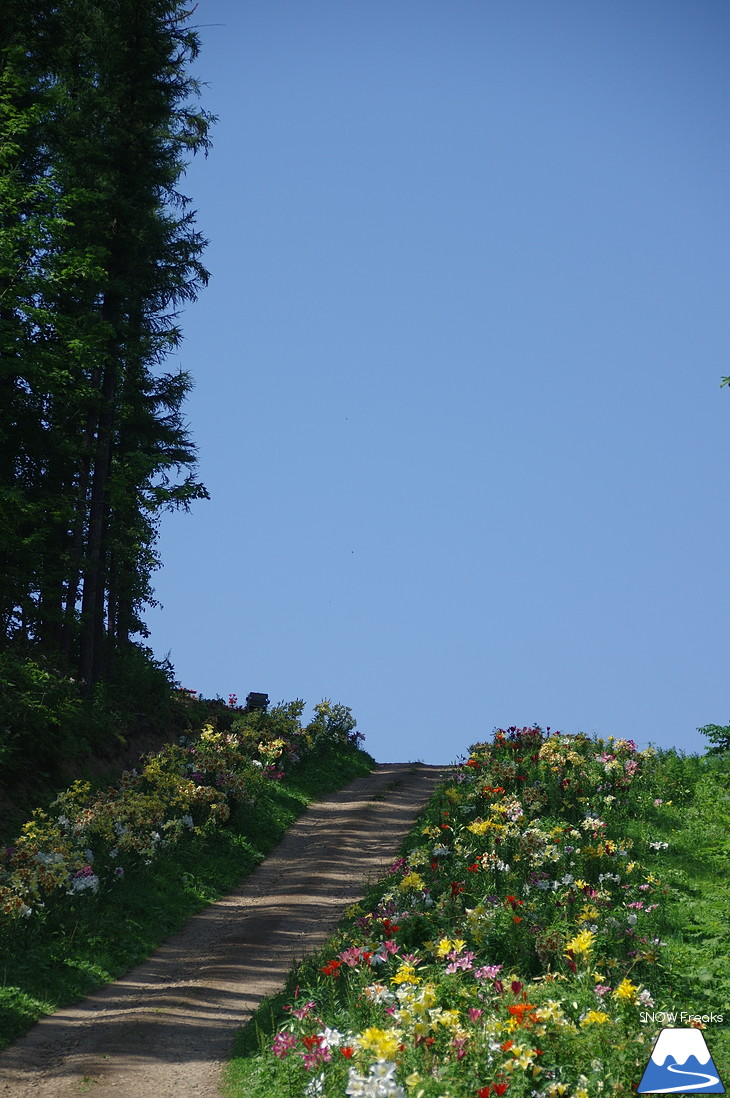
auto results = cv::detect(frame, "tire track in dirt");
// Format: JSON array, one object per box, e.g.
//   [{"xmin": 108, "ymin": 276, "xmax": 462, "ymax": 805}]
[{"xmin": 0, "ymin": 762, "xmax": 448, "ymax": 1097}]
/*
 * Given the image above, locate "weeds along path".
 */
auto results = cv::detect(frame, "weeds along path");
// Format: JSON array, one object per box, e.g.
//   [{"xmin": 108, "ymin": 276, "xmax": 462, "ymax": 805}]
[{"xmin": 0, "ymin": 762, "xmax": 448, "ymax": 1098}]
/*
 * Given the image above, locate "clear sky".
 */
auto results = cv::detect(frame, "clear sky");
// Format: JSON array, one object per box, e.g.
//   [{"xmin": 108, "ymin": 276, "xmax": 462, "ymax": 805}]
[{"xmin": 147, "ymin": 0, "xmax": 730, "ymax": 765}]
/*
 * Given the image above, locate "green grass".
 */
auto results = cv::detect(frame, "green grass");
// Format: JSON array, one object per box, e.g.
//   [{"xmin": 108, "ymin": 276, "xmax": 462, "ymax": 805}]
[
  {"xmin": 0, "ymin": 743, "xmax": 375, "ymax": 1050},
  {"xmin": 625, "ymin": 751, "xmax": 730, "ymax": 1063}
]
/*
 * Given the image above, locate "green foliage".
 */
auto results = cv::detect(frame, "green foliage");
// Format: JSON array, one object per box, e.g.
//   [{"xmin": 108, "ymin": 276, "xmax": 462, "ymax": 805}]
[
  {"xmin": 698, "ymin": 720, "xmax": 730, "ymax": 754},
  {"xmin": 0, "ymin": 652, "xmax": 84, "ymax": 776}
]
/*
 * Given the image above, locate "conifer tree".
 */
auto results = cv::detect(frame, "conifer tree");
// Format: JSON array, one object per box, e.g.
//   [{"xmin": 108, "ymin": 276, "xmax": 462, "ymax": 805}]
[{"xmin": 0, "ymin": 0, "xmax": 211, "ymax": 684}]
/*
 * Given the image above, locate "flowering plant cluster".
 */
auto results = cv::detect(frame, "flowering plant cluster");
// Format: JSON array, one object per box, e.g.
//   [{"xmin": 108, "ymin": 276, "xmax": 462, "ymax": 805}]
[
  {"xmin": 255, "ymin": 727, "xmax": 671, "ymax": 1098},
  {"xmin": 0, "ymin": 697, "xmax": 363, "ymax": 923}
]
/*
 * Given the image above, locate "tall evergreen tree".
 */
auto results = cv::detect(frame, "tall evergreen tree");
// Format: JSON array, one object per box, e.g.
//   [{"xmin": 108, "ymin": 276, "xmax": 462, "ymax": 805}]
[{"xmin": 0, "ymin": 0, "xmax": 211, "ymax": 684}]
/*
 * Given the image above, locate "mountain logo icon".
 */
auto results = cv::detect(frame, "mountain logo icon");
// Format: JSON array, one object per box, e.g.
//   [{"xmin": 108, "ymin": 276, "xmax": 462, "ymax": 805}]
[{"xmin": 637, "ymin": 1027, "xmax": 726, "ymax": 1093}]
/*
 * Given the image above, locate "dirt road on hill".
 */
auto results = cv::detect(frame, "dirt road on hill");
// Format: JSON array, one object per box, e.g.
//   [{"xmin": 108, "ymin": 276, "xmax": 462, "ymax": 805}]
[{"xmin": 0, "ymin": 762, "xmax": 448, "ymax": 1098}]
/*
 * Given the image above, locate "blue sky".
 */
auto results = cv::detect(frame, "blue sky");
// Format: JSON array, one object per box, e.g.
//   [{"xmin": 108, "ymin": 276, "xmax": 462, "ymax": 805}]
[{"xmin": 148, "ymin": 0, "xmax": 730, "ymax": 764}]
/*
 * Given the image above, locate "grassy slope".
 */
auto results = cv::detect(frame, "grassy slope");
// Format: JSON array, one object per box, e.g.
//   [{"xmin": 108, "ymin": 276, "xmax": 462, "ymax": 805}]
[
  {"xmin": 0, "ymin": 744, "xmax": 375, "ymax": 1050},
  {"xmin": 630, "ymin": 751, "xmax": 730, "ymax": 1063}
]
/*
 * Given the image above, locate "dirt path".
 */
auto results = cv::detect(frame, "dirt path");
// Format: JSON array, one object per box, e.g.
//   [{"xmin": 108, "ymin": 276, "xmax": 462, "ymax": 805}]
[{"xmin": 0, "ymin": 762, "xmax": 448, "ymax": 1097}]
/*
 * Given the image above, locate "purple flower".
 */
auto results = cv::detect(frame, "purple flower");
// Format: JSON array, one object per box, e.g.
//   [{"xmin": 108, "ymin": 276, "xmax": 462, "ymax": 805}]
[
  {"xmin": 272, "ymin": 1031, "xmax": 298, "ymax": 1059},
  {"xmin": 474, "ymin": 964, "xmax": 503, "ymax": 980},
  {"xmin": 300, "ymin": 1048, "xmax": 331, "ymax": 1071}
]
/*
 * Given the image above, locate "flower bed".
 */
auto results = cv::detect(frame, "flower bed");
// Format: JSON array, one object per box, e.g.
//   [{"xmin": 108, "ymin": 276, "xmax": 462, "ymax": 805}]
[{"xmin": 233, "ymin": 726, "xmax": 687, "ymax": 1097}]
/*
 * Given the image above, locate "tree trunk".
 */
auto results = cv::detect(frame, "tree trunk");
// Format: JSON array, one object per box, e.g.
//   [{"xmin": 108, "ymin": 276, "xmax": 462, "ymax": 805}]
[{"xmin": 78, "ymin": 321, "xmax": 118, "ymax": 685}]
